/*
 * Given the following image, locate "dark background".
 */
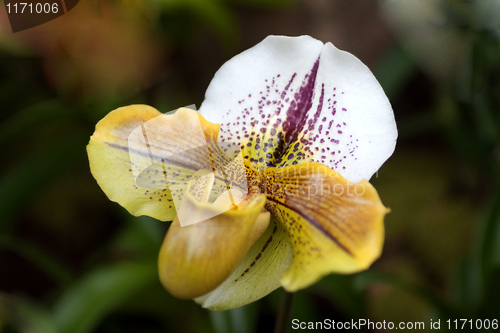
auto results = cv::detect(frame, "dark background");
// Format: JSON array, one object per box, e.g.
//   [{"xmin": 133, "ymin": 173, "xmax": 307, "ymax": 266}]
[{"xmin": 1, "ymin": 0, "xmax": 500, "ymax": 332}]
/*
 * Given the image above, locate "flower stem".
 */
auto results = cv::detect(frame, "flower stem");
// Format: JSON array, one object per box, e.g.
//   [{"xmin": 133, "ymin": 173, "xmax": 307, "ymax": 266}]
[{"xmin": 273, "ymin": 290, "xmax": 295, "ymax": 333}]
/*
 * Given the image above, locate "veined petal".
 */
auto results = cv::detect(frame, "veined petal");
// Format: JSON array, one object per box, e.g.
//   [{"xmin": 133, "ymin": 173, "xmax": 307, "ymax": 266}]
[
  {"xmin": 198, "ymin": 35, "xmax": 396, "ymax": 182},
  {"xmin": 87, "ymin": 105, "xmax": 223, "ymax": 221},
  {"xmin": 260, "ymin": 162, "xmax": 388, "ymax": 291},
  {"xmin": 198, "ymin": 35, "xmax": 324, "ymax": 170},
  {"xmin": 158, "ymin": 173, "xmax": 270, "ymax": 299},
  {"xmin": 195, "ymin": 220, "xmax": 293, "ymax": 310}
]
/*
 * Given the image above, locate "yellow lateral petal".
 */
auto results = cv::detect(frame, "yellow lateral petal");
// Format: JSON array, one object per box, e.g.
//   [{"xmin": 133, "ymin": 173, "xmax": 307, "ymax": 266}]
[
  {"xmin": 158, "ymin": 184, "xmax": 270, "ymax": 299},
  {"xmin": 87, "ymin": 105, "xmax": 222, "ymax": 221},
  {"xmin": 260, "ymin": 162, "xmax": 388, "ymax": 291},
  {"xmin": 87, "ymin": 105, "xmax": 173, "ymax": 221}
]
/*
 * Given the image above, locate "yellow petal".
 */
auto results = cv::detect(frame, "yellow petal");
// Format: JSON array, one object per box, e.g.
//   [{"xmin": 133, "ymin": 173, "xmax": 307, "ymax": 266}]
[
  {"xmin": 260, "ymin": 162, "xmax": 388, "ymax": 291},
  {"xmin": 87, "ymin": 105, "xmax": 222, "ymax": 221},
  {"xmin": 195, "ymin": 219, "xmax": 293, "ymax": 310},
  {"xmin": 158, "ymin": 172, "xmax": 270, "ymax": 299}
]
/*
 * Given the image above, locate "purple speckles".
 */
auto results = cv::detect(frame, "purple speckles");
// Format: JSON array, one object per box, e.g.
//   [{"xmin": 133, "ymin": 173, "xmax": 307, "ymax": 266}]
[
  {"xmin": 215, "ymin": 52, "xmax": 365, "ymax": 173},
  {"xmin": 281, "ymin": 73, "xmax": 297, "ymax": 100},
  {"xmin": 307, "ymin": 83, "xmax": 324, "ymax": 132}
]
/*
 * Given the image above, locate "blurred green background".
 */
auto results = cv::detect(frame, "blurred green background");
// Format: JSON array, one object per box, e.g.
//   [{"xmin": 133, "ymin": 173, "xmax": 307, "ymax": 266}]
[{"xmin": 1, "ymin": 0, "xmax": 500, "ymax": 332}]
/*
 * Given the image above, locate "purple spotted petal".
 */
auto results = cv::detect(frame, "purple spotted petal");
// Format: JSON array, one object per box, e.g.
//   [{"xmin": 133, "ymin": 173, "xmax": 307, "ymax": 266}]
[{"xmin": 199, "ymin": 35, "xmax": 397, "ymax": 182}]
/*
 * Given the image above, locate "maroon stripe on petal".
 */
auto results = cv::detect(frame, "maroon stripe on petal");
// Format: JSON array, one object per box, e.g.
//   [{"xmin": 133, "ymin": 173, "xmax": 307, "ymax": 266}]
[{"xmin": 282, "ymin": 57, "xmax": 320, "ymax": 144}]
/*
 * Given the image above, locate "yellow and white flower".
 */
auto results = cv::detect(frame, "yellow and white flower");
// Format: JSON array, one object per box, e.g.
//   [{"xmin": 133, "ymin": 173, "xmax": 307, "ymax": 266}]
[{"xmin": 87, "ymin": 35, "xmax": 397, "ymax": 310}]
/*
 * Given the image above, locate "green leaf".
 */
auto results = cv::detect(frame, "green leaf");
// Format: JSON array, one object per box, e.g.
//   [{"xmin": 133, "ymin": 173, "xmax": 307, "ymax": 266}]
[
  {"xmin": 0, "ymin": 235, "xmax": 73, "ymax": 286},
  {"xmin": 111, "ymin": 215, "xmax": 166, "ymax": 259},
  {"xmin": 311, "ymin": 274, "xmax": 363, "ymax": 319},
  {"xmin": 0, "ymin": 135, "xmax": 88, "ymax": 227},
  {"xmin": 476, "ymin": 190, "xmax": 500, "ymax": 271},
  {"xmin": 0, "ymin": 293, "xmax": 57, "ymax": 333},
  {"xmin": 374, "ymin": 45, "xmax": 416, "ymax": 100},
  {"xmin": 0, "ymin": 100, "xmax": 71, "ymax": 146},
  {"xmin": 160, "ymin": 0, "xmax": 238, "ymax": 46},
  {"xmin": 354, "ymin": 270, "xmax": 459, "ymax": 319},
  {"xmin": 53, "ymin": 261, "xmax": 157, "ymax": 333},
  {"xmin": 455, "ymin": 189, "xmax": 500, "ymax": 312},
  {"xmin": 436, "ymin": 91, "xmax": 480, "ymax": 162},
  {"xmin": 193, "ymin": 0, "xmax": 239, "ymax": 47}
]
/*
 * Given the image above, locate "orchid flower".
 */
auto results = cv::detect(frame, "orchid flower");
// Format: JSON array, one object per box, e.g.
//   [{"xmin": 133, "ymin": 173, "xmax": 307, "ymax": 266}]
[{"xmin": 87, "ymin": 35, "xmax": 397, "ymax": 310}]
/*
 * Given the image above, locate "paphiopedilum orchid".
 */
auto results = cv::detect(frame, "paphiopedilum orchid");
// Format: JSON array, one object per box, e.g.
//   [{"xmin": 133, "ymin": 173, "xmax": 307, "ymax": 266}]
[{"xmin": 87, "ymin": 35, "xmax": 397, "ymax": 310}]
